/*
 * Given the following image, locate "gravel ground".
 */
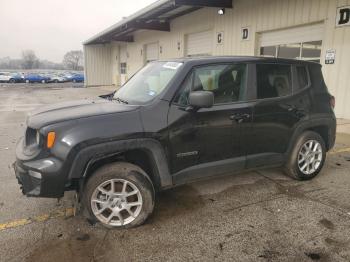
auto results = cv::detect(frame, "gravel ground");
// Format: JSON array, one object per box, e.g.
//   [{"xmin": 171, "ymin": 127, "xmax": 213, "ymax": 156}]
[{"xmin": 0, "ymin": 84, "xmax": 350, "ymax": 262}]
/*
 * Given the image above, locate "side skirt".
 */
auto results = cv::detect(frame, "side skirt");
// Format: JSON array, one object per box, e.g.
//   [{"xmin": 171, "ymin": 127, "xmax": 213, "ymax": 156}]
[{"xmin": 171, "ymin": 153, "xmax": 284, "ymax": 186}]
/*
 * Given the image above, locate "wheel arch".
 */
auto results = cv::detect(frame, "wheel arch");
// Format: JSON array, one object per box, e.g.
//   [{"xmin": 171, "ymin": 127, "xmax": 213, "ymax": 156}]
[
  {"xmin": 68, "ymin": 138, "xmax": 173, "ymax": 191},
  {"xmin": 286, "ymin": 118, "xmax": 336, "ymax": 156}
]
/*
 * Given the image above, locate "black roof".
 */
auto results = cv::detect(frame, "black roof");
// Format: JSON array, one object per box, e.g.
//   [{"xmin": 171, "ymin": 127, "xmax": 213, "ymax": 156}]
[{"xmin": 160, "ymin": 56, "xmax": 320, "ymax": 66}]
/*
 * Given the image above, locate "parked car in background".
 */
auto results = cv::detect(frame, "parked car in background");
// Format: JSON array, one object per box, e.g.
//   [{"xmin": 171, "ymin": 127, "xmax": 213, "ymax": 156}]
[
  {"xmin": 68, "ymin": 74, "xmax": 84, "ymax": 83},
  {"xmin": 0, "ymin": 72, "xmax": 23, "ymax": 83},
  {"xmin": 24, "ymin": 74, "xmax": 51, "ymax": 83},
  {"xmin": 49, "ymin": 74, "xmax": 68, "ymax": 83}
]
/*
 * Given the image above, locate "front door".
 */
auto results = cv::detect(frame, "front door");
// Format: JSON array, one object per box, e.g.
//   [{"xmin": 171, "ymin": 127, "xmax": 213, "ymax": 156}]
[{"xmin": 168, "ymin": 63, "xmax": 252, "ymax": 184}]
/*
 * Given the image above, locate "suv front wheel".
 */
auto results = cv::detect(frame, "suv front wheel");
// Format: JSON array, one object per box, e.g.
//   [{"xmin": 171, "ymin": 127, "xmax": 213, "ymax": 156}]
[
  {"xmin": 285, "ymin": 131, "xmax": 326, "ymax": 180},
  {"xmin": 83, "ymin": 162, "xmax": 155, "ymax": 229}
]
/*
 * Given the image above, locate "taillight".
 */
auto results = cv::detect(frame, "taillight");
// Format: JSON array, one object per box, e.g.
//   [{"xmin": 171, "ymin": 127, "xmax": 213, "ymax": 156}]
[{"xmin": 330, "ymin": 96, "xmax": 335, "ymax": 109}]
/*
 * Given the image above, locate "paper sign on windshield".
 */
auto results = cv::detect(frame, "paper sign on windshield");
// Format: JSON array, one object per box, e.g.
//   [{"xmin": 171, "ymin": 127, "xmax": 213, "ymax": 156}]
[{"xmin": 163, "ymin": 62, "xmax": 183, "ymax": 70}]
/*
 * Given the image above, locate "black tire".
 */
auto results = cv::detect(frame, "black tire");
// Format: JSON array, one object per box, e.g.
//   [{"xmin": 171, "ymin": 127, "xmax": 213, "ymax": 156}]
[
  {"xmin": 54, "ymin": 79, "xmax": 59, "ymax": 83},
  {"xmin": 9, "ymin": 79, "xmax": 16, "ymax": 83},
  {"xmin": 284, "ymin": 131, "xmax": 326, "ymax": 180},
  {"xmin": 83, "ymin": 162, "xmax": 155, "ymax": 229}
]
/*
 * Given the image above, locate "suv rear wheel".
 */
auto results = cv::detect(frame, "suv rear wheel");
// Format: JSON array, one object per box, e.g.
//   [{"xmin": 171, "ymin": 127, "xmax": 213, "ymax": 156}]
[
  {"xmin": 285, "ymin": 131, "xmax": 326, "ymax": 180},
  {"xmin": 83, "ymin": 162, "xmax": 155, "ymax": 229}
]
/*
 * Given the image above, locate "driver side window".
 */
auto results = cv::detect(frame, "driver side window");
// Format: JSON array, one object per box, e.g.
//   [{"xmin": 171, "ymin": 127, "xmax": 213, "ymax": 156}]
[{"xmin": 174, "ymin": 63, "xmax": 247, "ymax": 106}]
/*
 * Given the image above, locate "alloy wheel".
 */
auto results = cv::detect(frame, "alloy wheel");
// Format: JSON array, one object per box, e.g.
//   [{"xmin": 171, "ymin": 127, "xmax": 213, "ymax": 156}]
[
  {"xmin": 90, "ymin": 179, "xmax": 143, "ymax": 226},
  {"xmin": 297, "ymin": 140, "xmax": 323, "ymax": 175}
]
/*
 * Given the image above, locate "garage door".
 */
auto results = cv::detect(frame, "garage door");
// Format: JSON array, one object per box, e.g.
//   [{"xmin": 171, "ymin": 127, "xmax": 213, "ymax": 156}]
[
  {"xmin": 259, "ymin": 23, "xmax": 324, "ymax": 62},
  {"xmin": 186, "ymin": 30, "xmax": 213, "ymax": 56},
  {"xmin": 145, "ymin": 42, "xmax": 159, "ymax": 62}
]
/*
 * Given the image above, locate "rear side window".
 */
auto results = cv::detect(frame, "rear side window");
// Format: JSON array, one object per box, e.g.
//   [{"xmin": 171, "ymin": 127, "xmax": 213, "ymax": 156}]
[
  {"xmin": 296, "ymin": 66, "xmax": 309, "ymax": 90},
  {"xmin": 256, "ymin": 64, "xmax": 292, "ymax": 99}
]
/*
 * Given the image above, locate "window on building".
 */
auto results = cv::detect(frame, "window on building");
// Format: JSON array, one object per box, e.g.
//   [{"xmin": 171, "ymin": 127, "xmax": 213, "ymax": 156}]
[
  {"xmin": 260, "ymin": 46, "xmax": 277, "ymax": 57},
  {"xmin": 120, "ymin": 63, "xmax": 127, "ymax": 74},
  {"xmin": 260, "ymin": 40, "xmax": 322, "ymax": 62},
  {"xmin": 296, "ymin": 66, "xmax": 309, "ymax": 90},
  {"xmin": 256, "ymin": 64, "xmax": 292, "ymax": 99},
  {"xmin": 301, "ymin": 41, "xmax": 322, "ymax": 62},
  {"xmin": 278, "ymin": 43, "xmax": 301, "ymax": 59},
  {"xmin": 174, "ymin": 64, "xmax": 247, "ymax": 105}
]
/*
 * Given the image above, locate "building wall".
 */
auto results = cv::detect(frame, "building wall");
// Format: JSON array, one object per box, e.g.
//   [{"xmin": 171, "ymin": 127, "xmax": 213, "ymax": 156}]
[
  {"xmin": 85, "ymin": 0, "xmax": 350, "ymax": 118},
  {"xmin": 84, "ymin": 44, "xmax": 113, "ymax": 86}
]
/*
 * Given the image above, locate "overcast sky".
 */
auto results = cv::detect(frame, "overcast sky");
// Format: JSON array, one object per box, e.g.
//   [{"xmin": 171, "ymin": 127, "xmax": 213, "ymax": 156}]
[{"xmin": 0, "ymin": 0, "xmax": 156, "ymax": 62}]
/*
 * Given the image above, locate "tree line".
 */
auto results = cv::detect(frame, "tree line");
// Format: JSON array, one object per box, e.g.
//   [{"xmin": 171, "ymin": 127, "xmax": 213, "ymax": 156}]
[{"xmin": 0, "ymin": 50, "xmax": 84, "ymax": 70}]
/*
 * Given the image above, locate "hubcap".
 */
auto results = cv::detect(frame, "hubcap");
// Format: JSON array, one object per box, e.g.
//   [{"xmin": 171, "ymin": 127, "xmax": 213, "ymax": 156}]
[
  {"xmin": 91, "ymin": 179, "xmax": 143, "ymax": 226},
  {"xmin": 298, "ymin": 140, "xmax": 323, "ymax": 175}
]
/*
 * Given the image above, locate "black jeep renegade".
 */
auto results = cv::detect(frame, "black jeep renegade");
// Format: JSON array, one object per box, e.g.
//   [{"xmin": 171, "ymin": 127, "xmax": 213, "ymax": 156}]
[{"xmin": 15, "ymin": 57, "xmax": 336, "ymax": 228}]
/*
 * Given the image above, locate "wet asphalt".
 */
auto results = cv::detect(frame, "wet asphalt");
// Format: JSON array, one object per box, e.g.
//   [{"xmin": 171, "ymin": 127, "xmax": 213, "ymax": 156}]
[{"xmin": 0, "ymin": 83, "xmax": 350, "ymax": 262}]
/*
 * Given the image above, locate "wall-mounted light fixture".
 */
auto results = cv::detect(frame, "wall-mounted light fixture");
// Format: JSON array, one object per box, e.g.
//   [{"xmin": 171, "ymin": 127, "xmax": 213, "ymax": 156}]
[{"xmin": 218, "ymin": 8, "xmax": 225, "ymax": 15}]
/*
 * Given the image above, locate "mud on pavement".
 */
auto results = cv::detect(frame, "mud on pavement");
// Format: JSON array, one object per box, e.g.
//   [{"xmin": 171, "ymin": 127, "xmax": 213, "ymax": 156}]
[{"xmin": 1, "ymin": 85, "xmax": 350, "ymax": 262}]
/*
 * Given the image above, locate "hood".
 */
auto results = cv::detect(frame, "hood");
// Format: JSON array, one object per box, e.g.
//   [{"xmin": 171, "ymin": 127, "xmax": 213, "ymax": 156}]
[{"xmin": 27, "ymin": 99, "xmax": 139, "ymax": 129}]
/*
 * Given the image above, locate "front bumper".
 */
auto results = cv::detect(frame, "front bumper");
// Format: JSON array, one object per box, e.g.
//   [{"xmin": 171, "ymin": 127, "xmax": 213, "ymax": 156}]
[{"xmin": 14, "ymin": 157, "xmax": 65, "ymax": 198}]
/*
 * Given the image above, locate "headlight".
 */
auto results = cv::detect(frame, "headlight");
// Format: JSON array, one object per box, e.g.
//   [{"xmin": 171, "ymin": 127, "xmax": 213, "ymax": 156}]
[{"xmin": 36, "ymin": 131, "xmax": 41, "ymax": 145}]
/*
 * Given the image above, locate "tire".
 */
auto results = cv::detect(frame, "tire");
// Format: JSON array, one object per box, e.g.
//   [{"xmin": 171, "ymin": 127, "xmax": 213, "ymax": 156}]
[
  {"xmin": 9, "ymin": 79, "xmax": 16, "ymax": 83},
  {"xmin": 54, "ymin": 79, "xmax": 59, "ymax": 83},
  {"xmin": 25, "ymin": 80, "xmax": 30, "ymax": 83},
  {"xmin": 83, "ymin": 162, "xmax": 155, "ymax": 229},
  {"xmin": 284, "ymin": 131, "xmax": 326, "ymax": 180},
  {"xmin": 41, "ymin": 80, "xmax": 46, "ymax": 84}
]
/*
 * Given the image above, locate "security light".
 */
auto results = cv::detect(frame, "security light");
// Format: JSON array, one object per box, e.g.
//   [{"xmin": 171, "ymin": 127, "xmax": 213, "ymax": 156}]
[{"xmin": 218, "ymin": 8, "xmax": 225, "ymax": 15}]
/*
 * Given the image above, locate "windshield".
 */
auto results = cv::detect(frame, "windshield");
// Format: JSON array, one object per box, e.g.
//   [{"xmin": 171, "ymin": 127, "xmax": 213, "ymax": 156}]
[{"xmin": 113, "ymin": 61, "xmax": 183, "ymax": 104}]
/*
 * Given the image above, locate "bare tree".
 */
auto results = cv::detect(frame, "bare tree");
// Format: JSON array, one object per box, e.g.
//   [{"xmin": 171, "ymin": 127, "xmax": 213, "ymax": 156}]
[
  {"xmin": 21, "ymin": 50, "xmax": 39, "ymax": 69},
  {"xmin": 63, "ymin": 50, "xmax": 84, "ymax": 70}
]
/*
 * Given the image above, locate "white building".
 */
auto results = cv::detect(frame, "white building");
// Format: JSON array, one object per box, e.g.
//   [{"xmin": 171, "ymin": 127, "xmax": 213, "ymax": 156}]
[{"xmin": 84, "ymin": 0, "xmax": 350, "ymax": 119}]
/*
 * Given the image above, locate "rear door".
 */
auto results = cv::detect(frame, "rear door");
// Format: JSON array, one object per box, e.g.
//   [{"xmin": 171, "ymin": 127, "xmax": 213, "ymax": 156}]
[
  {"xmin": 246, "ymin": 63, "xmax": 308, "ymax": 168},
  {"xmin": 168, "ymin": 63, "xmax": 253, "ymax": 183}
]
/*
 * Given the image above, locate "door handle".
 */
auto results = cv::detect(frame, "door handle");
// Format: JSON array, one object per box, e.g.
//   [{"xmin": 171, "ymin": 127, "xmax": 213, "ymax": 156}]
[
  {"xmin": 230, "ymin": 113, "xmax": 251, "ymax": 123},
  {"xmin": 284, "ymin": 104, "xmax": 297, "ymax": 112}
]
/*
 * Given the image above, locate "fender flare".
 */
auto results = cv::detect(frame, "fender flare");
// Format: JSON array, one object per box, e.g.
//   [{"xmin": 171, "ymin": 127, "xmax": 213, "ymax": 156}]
[
  {"xmin": 286, "ymin": 117, "xmax": 335, "ymax": 156},
  {"xmin": 68, "ymin": 138, "xmax": 173, "ymax": 189}
]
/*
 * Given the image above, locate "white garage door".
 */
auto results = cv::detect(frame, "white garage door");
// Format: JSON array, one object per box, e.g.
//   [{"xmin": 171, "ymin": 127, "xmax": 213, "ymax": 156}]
[
  {"xmin": 145, "ymin": 42, "xmax": 159, "ymax": 62},
  {"xmin": 259, "ymin": 23, "xmax": 324, "ymax": 61},
  {"xmin": 186, "ymin": 30, "xmax": 213, "ymax": 56}
]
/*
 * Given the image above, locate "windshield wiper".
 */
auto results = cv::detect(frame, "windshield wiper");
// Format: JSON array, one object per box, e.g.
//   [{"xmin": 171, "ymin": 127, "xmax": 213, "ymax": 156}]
[{"xmin": 112, "ymin": 97, "xmax": 129, "ymax": 104}]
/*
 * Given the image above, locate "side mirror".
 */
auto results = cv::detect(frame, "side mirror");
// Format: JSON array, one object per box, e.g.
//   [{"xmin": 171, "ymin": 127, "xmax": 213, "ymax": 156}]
[{"xmin": 188, "ymin": 91, "xmax": 214, "ymax": 109}]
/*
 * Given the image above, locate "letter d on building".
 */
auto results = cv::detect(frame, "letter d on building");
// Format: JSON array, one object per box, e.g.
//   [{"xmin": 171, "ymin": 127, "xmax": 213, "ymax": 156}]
[{"xmin": 337, "ymin": 7, "xmax": 350, "ymax": 26}]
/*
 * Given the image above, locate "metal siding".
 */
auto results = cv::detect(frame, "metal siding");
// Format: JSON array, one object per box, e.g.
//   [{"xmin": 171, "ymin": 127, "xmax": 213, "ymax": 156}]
[
  {"xmin": 185, "ymin": 30, "xmax": 213, "ymax": 56},
  {"xmin": 84, "ymin": 44, "xmax": 113, "ymax": 86},
  {"xmin": 322, "ymin": 0, "xmax": 350, "ymax": 118},
  {"xmin": 111, "ymin": 42, "xmax": 120, "ymax": 86},
  {"xmin": 259, "ymin": 23, "xmax": 325, "ymax": 47},
  {"xmin": 145, "ymin": 42, "xmax": 159, "ymax": 61},
  {"xmin": 84, "ymin": 0, "xmax": 350, "ymax": 118}
]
